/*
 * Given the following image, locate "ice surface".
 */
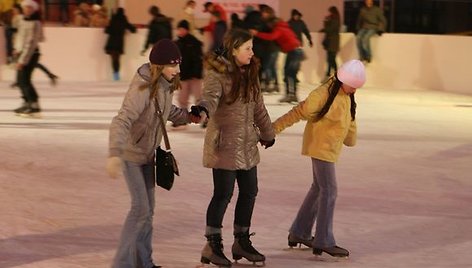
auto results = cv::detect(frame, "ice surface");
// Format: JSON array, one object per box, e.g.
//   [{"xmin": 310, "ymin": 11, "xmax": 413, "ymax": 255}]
[{"xmin": 1, "ymin": 81, "xmax": 472, "ymax": 268}]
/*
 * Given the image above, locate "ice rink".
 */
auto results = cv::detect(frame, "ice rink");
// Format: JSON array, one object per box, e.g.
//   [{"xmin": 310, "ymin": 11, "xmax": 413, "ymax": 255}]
[{"xmin": 1, "ymin": 80, "xmax": 471, "ymax": 268}]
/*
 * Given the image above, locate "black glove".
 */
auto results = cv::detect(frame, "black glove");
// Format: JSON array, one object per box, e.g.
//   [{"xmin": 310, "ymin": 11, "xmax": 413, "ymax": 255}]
[
  {"xmin": 260, "ymin": 139, "xmax": 275, "ymax": 149},
  {"xmin": 377, "ymin": 30, "xmax": 384, "ymax": 36},
  {"xmin": 190, "ymin": 105, "xmax": 209, "ymax": 118}
]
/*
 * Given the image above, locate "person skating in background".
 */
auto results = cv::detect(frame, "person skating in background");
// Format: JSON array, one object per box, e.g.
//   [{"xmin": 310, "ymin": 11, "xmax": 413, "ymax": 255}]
[
  {"xmin": 182, "ymin": 0, "xmax": 196, "ymax": 33},
  {"xmin": 356, "ymin": 0, "xmax": 386, "ymax": 63},
  {"xmin": 272, "ymin": 60, "xmax": 365, "ymax": 259},
  {"xmin": 10, "ymin": 3, "xmax": 59, "ymax": 88},
  {"xmin": 208, "ymin": 10, "xmax": 227, "ymax": 52},
  {"xmin": 190, "ymin": 29, "xmax": 275, "ymax": 267},
  {"xmin": 104, "ymin": 7, "xmax": 136, "ymax": 81},
  {"xmin": 200, "ymin": 1, "xmax": 227, "ymax": 34},
  {"xmin": 320, "ymin": 6, "xmax": 341, "ymax": 82},
  {"xmin": 13, "ymin": 0, "xmax": 43, "ymax": 117},
  {"xmin": 107, "ymin": 39, "xmax": 198, "ymax": 268},
  {"xmin": 174, "ymin": 20, "xmax": 203, "ymax": 118},
  {"xmin": 250, "ymin": 6, "xmax": 303, "ymax": 104},
  {"xmin": 140, "ymin": 5, "xmax": 172, "ymax": 56},
  {"xmin": 288, "ymin": 9, "xmax": 313, "ymax": 48},
  {"xmin": 243, "ymin": 4, "xmax": 280, "ymax": 94}
]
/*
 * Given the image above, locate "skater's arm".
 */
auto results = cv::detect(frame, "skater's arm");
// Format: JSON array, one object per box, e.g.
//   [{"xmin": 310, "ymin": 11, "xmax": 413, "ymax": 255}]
[
  {"xmin": 196, "ymin": 70, "xmax": 223, "ymax": 117},
  {"xmin": 273, "ymin": 89, "xmax": 325, "ymax": 134},
  {"xmin": 254, "ymin": 93, "xmax": 275, "ymax": 142},
  {"xmin": 168, "ymin": 105, "xmax": 191, "ymax": 126}
]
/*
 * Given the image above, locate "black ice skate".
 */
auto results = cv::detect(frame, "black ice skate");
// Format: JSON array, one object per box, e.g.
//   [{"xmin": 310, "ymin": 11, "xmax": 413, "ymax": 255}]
[
  {"xmin": 313, "ymin": 245, "xmax": 349, "ymax": 258},
  {"xmin": 17, "ymin": 102, "xmax": 42, "ymax": 118},
  {"xmin": 287, "ymin": 233, "xmax": 314, "ymax": 248},
  {"xmin": 201, "ymin": 234, "xmax": 232, "ymax": 267},
  {"xmin": 278, "ymin": 94, "xmax": 298, "ymax": 104},
  {"xmin": 232, "ymin": 232, "xmax": 265, "ymax": 266}
]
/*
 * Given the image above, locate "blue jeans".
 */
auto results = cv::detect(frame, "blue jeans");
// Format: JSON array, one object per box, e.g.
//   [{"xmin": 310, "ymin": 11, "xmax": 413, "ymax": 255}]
[
  {"xmin": 356, "ymin": 28, "xmax": 377, "ymax": 61},
  {"xmin": 289, "ymin": 158, "xmax": 338, "ymax": 248},
  {"xmin": 113, "ymin": 161, "xmax": 156, "ymax": 268}
]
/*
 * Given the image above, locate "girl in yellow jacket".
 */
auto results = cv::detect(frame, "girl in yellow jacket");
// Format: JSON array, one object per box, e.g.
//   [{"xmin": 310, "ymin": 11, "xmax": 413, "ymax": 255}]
[{"xmin": 272, "ymin": 59, "xmax": 365, "ymax": 258}]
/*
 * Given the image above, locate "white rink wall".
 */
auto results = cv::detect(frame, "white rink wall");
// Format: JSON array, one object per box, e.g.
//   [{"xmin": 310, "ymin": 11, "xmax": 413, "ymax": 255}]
[{"xmin": 1, "ymin": 27, "xmax": 472, "ymax": 95}]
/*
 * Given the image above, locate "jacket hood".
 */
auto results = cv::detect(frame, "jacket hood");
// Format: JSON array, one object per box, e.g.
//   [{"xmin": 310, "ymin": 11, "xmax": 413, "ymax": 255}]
[{"xmin": 205, "ymin": 52, "xmax": 233, "ymax": 74}]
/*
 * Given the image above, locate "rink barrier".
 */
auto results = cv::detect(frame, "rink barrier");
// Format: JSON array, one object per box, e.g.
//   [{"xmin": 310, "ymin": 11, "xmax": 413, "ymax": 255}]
[{"xmin": 1, "ymin": 27, "xmax": 471, "ymax": 95}]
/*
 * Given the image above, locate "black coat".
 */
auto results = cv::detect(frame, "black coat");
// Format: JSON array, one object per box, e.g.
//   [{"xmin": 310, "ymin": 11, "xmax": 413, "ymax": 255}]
[
  {"xmin": 143, "ymin": 14, "xmax": 173, "ymax": 50},
  {"xmin": 175, "ymin": 34, "xmax": 203, "ymax": 80},
  {"xmin": 105, "ymin": 10, "xmax": 136, "ymax": 54}
]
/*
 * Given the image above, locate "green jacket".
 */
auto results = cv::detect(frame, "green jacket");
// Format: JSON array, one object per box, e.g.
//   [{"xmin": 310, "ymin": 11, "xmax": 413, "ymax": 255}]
[{"xmin": 356, "ymin": 5, "xmax": 387, "ymax": 31}]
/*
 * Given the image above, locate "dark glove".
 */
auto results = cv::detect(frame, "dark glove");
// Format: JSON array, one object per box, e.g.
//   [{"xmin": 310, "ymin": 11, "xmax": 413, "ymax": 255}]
[
  {"xmin": 190, "ymin": 105, "xmax": 209, "ymax": 118},
  {"xmin": 260, "ymin": 139, "xmax": 275, "ymax": 149},
  {"xmin": 198, "ymin": 27, "xmax": 204, "ymax": 35},
  {"xmin": 377, "ymin": 30, "xmax": 384, "ymax": 36}
]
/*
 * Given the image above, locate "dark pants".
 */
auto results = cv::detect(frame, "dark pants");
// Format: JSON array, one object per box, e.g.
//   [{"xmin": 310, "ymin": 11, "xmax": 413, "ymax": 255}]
[
  {"xmin": 110, "ymin": 51, "xmax": 121, "ymax": 73},
  {"xmin": 326, "ymin": 51, "xmax": 337, "ymax": 76},
  {"xmin": 206, "ymin": 167, "xmax": 258, "ymax": 229},
  {"xmin": 18, "ymin": 52, "xmax": 40, "ymax": 103},
  {"xmin": 284, "ymin": 48, "xmax": 304, "ymax": 96}
]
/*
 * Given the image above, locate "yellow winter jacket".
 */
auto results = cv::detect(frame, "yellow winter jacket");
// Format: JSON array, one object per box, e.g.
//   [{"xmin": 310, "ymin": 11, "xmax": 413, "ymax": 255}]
[{"xmin": 273, "ymin": 80, "xmax": 357, "ymax": 162}]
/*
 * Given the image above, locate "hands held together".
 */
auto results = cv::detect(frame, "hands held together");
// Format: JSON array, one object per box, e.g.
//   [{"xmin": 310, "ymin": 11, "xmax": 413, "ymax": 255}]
[{"xmin": 189, "ymin": 105, "xmax": 209, "ymax": 124}]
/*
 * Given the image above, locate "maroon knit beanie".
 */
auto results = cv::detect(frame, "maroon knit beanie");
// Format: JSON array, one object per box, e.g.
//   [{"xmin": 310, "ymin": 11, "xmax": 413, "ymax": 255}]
[{"xmin": 149, "ymin": 39, "xmax": 182, "ymax": 65}]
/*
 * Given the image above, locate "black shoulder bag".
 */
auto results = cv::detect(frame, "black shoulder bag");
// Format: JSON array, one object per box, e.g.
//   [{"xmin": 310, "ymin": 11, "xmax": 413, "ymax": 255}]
[{"xmin": 154, "ymin": 99, "xmax": 179, "ymax": 190}]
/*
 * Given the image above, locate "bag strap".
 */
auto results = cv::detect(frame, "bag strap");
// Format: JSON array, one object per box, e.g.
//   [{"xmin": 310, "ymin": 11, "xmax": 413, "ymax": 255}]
[{"xmin": 154, "ymin": 98, "xmax": 171, "ymax": 151}]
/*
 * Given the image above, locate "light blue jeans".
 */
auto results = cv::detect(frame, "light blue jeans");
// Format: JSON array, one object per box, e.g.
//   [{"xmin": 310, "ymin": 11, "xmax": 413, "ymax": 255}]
[
  {"xmin": 356, "ymin": 28, "xmax": 377, "ymax": 61},
  {"xmin": 112, "ymin": 161, "xmax": 156, "ymax": 268},
  {"xmin": 289, "ymin": 158, "xmax": 338, "ymax": 248}
]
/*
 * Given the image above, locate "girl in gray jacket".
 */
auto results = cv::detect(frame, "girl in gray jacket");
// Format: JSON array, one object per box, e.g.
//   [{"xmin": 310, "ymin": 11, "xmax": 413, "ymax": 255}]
[
  {"xmin": 191, "ymin": 29, "xmax": 275, "ymax": 267},
  {"xmin": 107, "ymin": 39, "xmax": 194, "ymax": 268}
]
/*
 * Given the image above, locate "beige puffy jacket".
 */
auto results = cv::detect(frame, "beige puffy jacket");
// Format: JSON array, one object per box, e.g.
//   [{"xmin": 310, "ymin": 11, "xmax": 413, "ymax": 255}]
[{"xmin": 198, "ymin": 54, "xmax": 275, "ymax": 170}]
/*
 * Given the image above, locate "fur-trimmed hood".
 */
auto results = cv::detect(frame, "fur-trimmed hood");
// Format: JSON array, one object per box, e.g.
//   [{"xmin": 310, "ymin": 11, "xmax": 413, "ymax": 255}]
[{"xmin": 204, "ymin": 51, "xmax": 234, "ymax": 74}]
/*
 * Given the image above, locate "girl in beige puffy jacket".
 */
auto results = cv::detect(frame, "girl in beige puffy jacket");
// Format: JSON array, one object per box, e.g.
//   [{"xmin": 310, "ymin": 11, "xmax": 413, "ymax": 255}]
[{"xmin": 191, "ymin": 29, "xmax": 275, "ymax": 267}]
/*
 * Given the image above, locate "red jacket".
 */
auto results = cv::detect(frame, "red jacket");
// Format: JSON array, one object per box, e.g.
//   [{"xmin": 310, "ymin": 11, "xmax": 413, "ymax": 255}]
[
  {"xmin": 202, "ymin": 4, "xmax": 228, "ymax": 33},
  {"xmin": 256, "ymin": 20, "xmax": 301, "ymax": 53}
]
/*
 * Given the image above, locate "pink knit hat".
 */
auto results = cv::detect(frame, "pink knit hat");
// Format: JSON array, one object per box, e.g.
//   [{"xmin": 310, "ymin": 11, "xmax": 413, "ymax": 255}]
[{"xmin": 337, "ymin": 60, "xmax": 366, "ymax": 88}]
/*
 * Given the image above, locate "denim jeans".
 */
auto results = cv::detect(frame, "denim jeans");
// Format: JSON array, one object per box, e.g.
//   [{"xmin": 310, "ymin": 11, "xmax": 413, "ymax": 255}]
[
  {"xmin": 262, "ymin": 50, "xmax": 279, "ymax": 85},
  {"xmin": 284, "ymin": 48, "xmax": 304, "ymax": 96},
  {"xmin": 206, "ymin": 167, "xmax": 258, "ymax": 233},
  {"xmin": 113, "ymin": 161, "xmax": 156, "ymax": 268},
  {"xmin": 289, "ymin": 158, "xmax": 338, "ymax": 248},
  {"xmin": 356, "ymin": 28, "xmax": 377, "ymax": 61}
]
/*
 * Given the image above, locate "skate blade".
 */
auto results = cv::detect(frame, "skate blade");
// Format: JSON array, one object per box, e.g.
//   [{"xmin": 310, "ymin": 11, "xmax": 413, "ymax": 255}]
[
  {"xmin": 17, "ymin": 112, "xmax": 42, "ymax": 119},
  {"xmin": 196, "ymin": 263, "xmax": 231, "ymax": 268},
  {"xmin": 312, "ymin": 254, "xmax": 349, "ymax": 262},
  {"xmin": 233, "ymin": 259, "xmax": 265, "ymax": 267}
]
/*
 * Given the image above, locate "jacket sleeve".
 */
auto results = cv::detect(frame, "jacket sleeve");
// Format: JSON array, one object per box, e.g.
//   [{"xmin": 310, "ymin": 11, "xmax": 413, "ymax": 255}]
[
  {"xmin": 254, "ymin": 93, "xmax": 275, "ymax": 141},
  {"xmin": 109, "ymin": 80, "xmax": 148, "ymax": 157},
  {"xmin": 343, "ymin": 120, "xmax": 357, "ymax": 146},
  {"xmin": 168, "ymin": 105, "xmax": 190, "ymax": 126},
  {"xmin": 272, "ymin": 89, "xmax": 324, "ymax": 134},
  {"xmin": 198, "ymin": 71, "xmax": 223, "ymax": 117},
  {"xmin": 256, "ymin": 28, "xmax": 281, "ymax": 41},
  {"xmin": 301, "ymin": 21, "xmax": 313, "ymax": 44}
]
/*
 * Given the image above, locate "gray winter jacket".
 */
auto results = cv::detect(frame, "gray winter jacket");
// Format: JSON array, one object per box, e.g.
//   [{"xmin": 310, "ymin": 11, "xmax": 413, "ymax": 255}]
[
  {"xmin": 109, "ymin": 63, "xmax": 190, "ymax": 164},
  {"xmin": 198, "ymin": 54, "xmax": 275, "ymax": 170}
]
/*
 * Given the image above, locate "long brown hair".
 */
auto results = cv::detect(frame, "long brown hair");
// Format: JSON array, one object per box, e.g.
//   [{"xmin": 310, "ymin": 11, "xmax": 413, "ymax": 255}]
[
  {"xmin": 143, "ymin": 64, "xmax": 181, "ymax": 99},
  {"xmin": 316, "ymin": 76, "xmax": 356, "ymax": 121},
  {"xmin": 222, "ymin": 29, "xmax": 261, "ymax": 104}
]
